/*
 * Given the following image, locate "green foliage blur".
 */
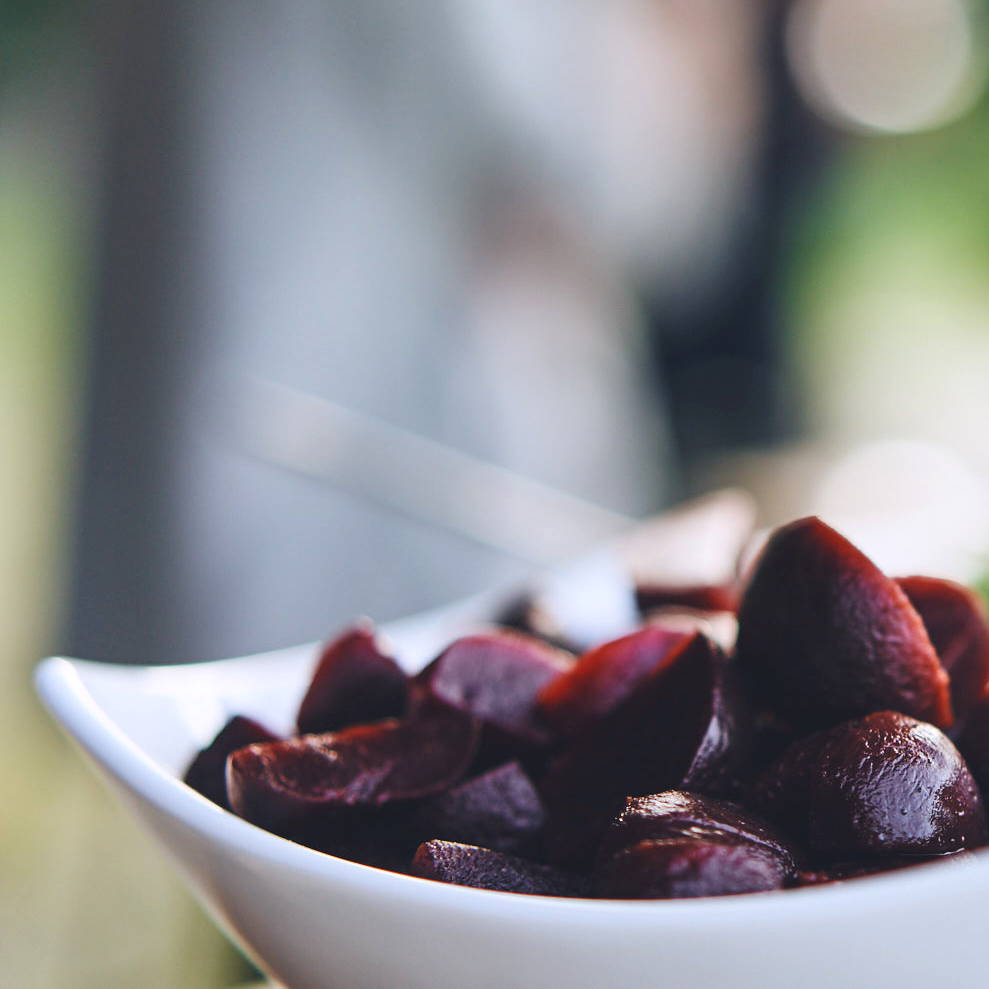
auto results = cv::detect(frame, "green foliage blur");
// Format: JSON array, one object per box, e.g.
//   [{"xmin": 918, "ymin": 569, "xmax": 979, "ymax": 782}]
[
  {"xmin": 0, "ymin": 0, "xmax": 65, "ymax": 80},
  {"xmin": 785, "ymin": 63, "xmax": 989, "ymax": 451}
]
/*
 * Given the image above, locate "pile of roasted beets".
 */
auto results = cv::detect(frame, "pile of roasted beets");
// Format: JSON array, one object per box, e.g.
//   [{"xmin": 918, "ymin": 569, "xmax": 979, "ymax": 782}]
[{"xmin": 184, "ymin": 517, "xmax": 989, "ymax": 899}]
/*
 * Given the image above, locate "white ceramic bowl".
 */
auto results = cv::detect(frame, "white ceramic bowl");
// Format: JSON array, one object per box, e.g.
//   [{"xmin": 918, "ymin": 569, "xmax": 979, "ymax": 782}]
[{"xmin": 36, "ymin": 591, "xmax": 989, "ymax": 989}]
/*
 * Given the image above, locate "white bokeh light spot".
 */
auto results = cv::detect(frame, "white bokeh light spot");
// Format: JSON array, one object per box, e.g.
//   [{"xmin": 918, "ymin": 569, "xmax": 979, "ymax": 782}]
[{"xmin": 787, "ymin": 0, "xmax": 984, "ymax": 134}]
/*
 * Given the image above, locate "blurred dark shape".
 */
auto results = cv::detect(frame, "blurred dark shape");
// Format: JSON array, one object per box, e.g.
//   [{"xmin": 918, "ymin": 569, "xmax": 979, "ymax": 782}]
[
  {"xmin": 647, "ymin": 4, "xmax": 832, "ymax": 468},
  {"xmin": 0, "ymin": 0, "xmax": 65, "ymax": 80},
  {"xmin": 63, "ymin": 1, "xmax": 821, "ymax": 666},
  {"xmin": 67, "ymin": 2, "xmax": 198, "ymax": 663}
]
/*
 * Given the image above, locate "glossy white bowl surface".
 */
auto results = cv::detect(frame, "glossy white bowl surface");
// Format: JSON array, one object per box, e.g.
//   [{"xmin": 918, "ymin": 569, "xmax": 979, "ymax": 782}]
[{"xmin": 36, "ymin": 592, "xmax": 989, "ymax": 989}]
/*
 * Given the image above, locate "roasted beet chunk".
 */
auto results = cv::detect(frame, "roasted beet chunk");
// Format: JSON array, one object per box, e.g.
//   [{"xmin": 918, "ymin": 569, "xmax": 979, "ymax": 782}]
[
  {"xmin": 957, "ymin": 695, "xmax": 989, "ymax": 798},
  {"xmin": 416, "ymin": 631, "xmax": 572, "ymax": 751},
  {"xmin": 411, "ymin": 761, "xmax": 545, "ymax": 854},
  {"xmin": 227, "ymin": 700, "xmax": 479, "ymax": 842},
  {"xmin": 635, "ymin": 583, "xmax": 738, "ymax": 617},
  {"xmin": 897, "ymin": 576, "xmax": 989, "ymax": 724},
  {"xmin": 537, "ymin": 625, "xmax": 692, "ymax": 738},
  {"xmin": 597, "ymin": 790, "xmax": 796, "ymax": 878},
  {"xmin": 411, "ymin": 840, "xmax": 587, "ymax": 897},
  {"xmin": 755, "ymin": 710, "xmax": 987, "ymax": 862},
  {"xmin": 297, "ymin": 622, "xmax": 408, "ymax": 735},
  {"xmin": 736, "ymin": 517, "xmax": 952, "ymax": 731},
  {"xmin": 183, "ymin": 715, "xmax": 279, "ymax": 810},
  {"xmin": 540, "ymin": 633, "xmax": 748, "ymax": 865},
  {"xmin": 594, "ymin": 837, "xmax": 788, "ymax": 899}
]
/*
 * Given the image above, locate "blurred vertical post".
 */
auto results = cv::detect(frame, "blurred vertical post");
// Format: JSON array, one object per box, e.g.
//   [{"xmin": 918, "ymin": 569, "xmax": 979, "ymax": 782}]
[{"xmin": 641, "ymin": 0, "xmax": 829, "ymax": 477}]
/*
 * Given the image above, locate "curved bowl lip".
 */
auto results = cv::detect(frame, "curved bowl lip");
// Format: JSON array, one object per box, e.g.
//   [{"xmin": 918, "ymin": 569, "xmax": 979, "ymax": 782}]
[{"xmin": 34, "ymin": 643, "xmax": 989, "ymax": 935}]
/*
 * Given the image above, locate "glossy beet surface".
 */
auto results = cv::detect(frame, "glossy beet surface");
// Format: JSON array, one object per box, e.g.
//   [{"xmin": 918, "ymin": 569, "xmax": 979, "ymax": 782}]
[
  {"xmin": 736, "ymin": 517, "xmax": 952, "ymax": 731},
  {"xmin": 537, "ymin": 625, "xmax": 692, "ymax": 737},
  {"xmin": 897, "ymin": 576, "xmax": 989, "ymax": 724},
  {"xmin": 593, "ymin": 838, "xmax": 787, "ymax": 899},
  {"xmin": 411, "ymin": 761, "xmax": 545, "ymax": 854},
  {"xmin": 227, "ymin": 701, "xmax": 478, "ymax": 840},
  {"xmin": 597, "ymin": 790, "xmax": 796, "ymax": 876},
  {"xmin": 183, "ymin": 716, "xmax": 279, "ymax": 811},
  {"xmin": 411, "ymin": 840, "xmax": 587, "ymax": 897},
  {"xmin": 416, "ymin": 631, "xmax": 572, "ymax": 749},
  {"xmin": 540, "ymin": 633, "xmax": 746, "ymax": 865},
  {"xmin": 296, "ymin": 623, "xmax": 408, "ymax": 735},
  {"xmin": 755, "ymin": 711, "xmax": 987, "ymax": 861}
]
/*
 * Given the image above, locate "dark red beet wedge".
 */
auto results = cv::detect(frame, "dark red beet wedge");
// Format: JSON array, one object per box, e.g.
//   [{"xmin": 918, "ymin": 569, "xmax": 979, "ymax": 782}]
[
  {"xmin": 411, "ymin": 840, "xmax": 588, "ymax": 897},
  {"xmin": 183, "ymin": 715, "xmax": 279, "ymax": 810},
  {"xmin": 897, "ymin": 576, "xmax": 989, "ymax": 724},
  {"xmin": 597, "ymin": 790, "xmax": 796, "ymax": 877},
  {"xmin": 957, "ymin": 695, "xmax": 989, "ymax": 798},
  {"xmin": 635, "ymin": 583, "xmax": 738, "ymax": 617},
  {"xmin": 296, "ymin": 622, "xmax": 408, "ymax": 735},
  {"xmin": 736, "ymin": 517, "xmax": 953, "ymax": 731},
  {"xmin": 415, "ymin": 630, "xmax": 573, "ymax": 752},
  {"xmin": 593, "ymin": 837, "xmax": 787, "ymax": 899},
  {"xmin": 411, "ymin": 761, "xmax": 545, "ymax": 854},
  {"xmin": 227, "ymin": 700, "xmax": 479, "ymax": 842},
  {"xmin": 755, "ymin": 710, "xmax": 987, "ymax": 862},
  {"xmin": 536, "ymin": 625, "xmax": 692, "ymax": 738},
  {"xmin": 540, "ymin": 633, "xmax": 748, "ymax": 866}
]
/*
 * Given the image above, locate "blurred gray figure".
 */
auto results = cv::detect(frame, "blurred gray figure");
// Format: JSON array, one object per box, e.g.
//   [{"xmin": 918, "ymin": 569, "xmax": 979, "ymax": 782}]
[{"xmin": 67, "ymin": 0, "xmax": 773, "ymax": 663}]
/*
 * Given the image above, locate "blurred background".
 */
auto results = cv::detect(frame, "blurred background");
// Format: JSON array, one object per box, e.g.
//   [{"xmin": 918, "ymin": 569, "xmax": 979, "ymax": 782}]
[{"xmin": 5, "ymin": 0, "xmax": 989, "ymax": 985}]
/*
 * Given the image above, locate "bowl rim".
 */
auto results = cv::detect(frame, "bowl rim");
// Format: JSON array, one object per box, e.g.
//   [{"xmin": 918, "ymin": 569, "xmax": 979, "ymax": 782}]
[{"xmin": 35, "ymin": 645, "xmax": 989, "ymax": 931}]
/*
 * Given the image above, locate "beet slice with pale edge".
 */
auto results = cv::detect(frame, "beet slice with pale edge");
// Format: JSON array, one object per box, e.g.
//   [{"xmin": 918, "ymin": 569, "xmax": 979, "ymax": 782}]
[
  {"xmin": 536, "ymin": 624, "xmax": 692, "ymax": 738},
  {"xmin": 415, "ymin": 630, "xmax": 572, "ymax": 749},
  {"xmin": 296, "ymin": 621, "xmax": 408, "ymax": 735},
  {"xmin": 736, "ymin": 517, "xmax": 952, "ymax": 731},
  {"xmin": 227, "ymin": 700, "xmax": 478, "ymax": 841}
]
